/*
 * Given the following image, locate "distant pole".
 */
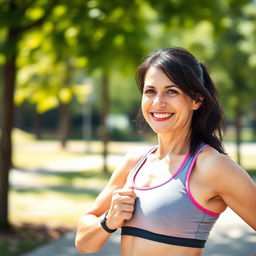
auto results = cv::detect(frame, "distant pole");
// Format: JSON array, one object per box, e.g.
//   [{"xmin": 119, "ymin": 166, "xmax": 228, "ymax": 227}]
[
  {"xmin": 101, "ymin": 70, "xmax": 110, "ymax": 174},
  {"xmin": 82, "ymin": 83, "xmax": 93, "ymax": 154},
  {"xmin": 235, "ymin": 107, "xmax": 242, "ymax": 165},
  {"xmin": 83, "ymin": 101, "xmax": 92, "ymax": 153}
]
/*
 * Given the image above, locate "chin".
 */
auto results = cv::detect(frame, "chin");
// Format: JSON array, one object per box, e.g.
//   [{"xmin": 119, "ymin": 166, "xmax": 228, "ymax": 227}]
[{"xmin": 150, "ymin": 126, "xmax": 172, "ymax": 134}]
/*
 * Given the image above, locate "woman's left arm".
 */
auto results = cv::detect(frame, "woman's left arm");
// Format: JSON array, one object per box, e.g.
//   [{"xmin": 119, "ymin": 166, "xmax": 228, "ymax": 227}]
[{"xmin": 207, "ymin": 153, "xmax": 256, "ymax": 230}]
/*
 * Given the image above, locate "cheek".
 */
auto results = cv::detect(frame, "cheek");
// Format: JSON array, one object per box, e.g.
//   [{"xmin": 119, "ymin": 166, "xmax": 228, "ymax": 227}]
[
  {"xmin": 141, "ymin": 98, "xmax": 150, "ymax": 119},
  {"xmin": 141, "ymin": 96, "xmax": 147, "ymax": 110}
]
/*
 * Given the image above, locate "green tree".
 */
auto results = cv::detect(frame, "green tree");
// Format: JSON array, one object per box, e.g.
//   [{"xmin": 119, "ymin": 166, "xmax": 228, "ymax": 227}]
[
  {"xmin": 0, "ymin": 0, "xmax": 62, "ymax": 230},
  {"xmin": 15, "ymin": 3, "xmax": 89, "ymax": 148},
  {"xmin": 211, "ymin": 2, "xmax": 256, "ymax": 164},
  {"xmin": 74, "ymin": 0, "xmax": 149, "ymax": 173}
]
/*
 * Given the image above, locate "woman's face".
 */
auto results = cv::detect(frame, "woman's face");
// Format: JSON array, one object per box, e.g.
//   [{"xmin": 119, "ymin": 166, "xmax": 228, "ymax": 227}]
[{"xmin": 141, "ymin": 66, "xmax": 200, "ymax": 135}]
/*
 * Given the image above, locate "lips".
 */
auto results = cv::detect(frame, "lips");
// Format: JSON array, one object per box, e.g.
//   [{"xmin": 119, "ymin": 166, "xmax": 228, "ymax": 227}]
[{"xmin": 150, "ymin": 112, "xmax": 174, "ymax": 121}]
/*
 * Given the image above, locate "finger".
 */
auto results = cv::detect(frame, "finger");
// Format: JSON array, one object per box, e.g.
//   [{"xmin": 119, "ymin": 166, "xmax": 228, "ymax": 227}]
[
  {"xmin": 121, "ymin": 204, "xmax": 134, "ymax": 213},
  {"xmin": 120, "ymin": 196, "xmax": 136, "ymax": 205},
  {"xmin": 118, "ymin": 189, "xmax": 136, "ymax": 198},
  {"xmin": 120, "ymin": 211, "xmax": 133, "ymax": 220}
]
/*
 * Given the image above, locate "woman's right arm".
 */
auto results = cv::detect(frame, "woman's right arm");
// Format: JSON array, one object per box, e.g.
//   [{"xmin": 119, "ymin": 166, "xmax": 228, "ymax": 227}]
[{"xmin": 75, "ymin": 150, "xmax": 144, "ymax": 254}]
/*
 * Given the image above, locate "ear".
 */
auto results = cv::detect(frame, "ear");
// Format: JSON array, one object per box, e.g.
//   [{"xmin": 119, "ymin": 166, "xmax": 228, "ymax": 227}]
[{"xmin": 192, "ymin": 96, "xmax": 204, "ymax": 110}]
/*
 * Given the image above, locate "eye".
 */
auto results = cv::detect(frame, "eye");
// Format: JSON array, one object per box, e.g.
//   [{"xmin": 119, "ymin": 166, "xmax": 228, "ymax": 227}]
[
  {"xmin": 144, "ymin": 89, "xmax": 156, "ymax": 95},
  {"xmin": 167, "ymin": 89, "xmax": 179, "ymax": 95}
]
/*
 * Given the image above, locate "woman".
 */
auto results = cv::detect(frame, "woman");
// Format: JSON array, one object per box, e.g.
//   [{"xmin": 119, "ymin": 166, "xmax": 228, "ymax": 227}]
[{"xmin": 75, "ymin": 48, "xmax": 256, "ymax": 256}]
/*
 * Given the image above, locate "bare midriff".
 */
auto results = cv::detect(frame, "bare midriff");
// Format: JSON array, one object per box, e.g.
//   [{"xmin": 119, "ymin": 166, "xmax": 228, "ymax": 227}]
[{"xmin": 121, "ymin": 236, "xmax": 203, "ymax": 256}]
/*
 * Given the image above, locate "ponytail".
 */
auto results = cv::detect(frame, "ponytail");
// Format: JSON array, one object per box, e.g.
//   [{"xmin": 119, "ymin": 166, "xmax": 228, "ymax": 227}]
[{"xmin": 190, "ymin": 63, "xmax": 226, "ymax": 155}]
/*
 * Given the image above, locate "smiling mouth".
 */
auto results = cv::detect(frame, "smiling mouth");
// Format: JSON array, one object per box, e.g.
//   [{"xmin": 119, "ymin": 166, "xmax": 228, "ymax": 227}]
[{"xmin": 150, "ymin": 112, "xmax": 174, "ymax": 121}]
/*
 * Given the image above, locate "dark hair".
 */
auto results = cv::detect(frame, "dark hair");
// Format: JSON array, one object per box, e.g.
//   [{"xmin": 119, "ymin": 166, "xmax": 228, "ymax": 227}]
[{"xmin": 136, "ymin": 47, "xmax": 226, "ymax": 155}]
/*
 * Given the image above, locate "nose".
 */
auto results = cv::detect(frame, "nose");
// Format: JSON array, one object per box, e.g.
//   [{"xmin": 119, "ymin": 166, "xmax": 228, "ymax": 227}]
[{"xmin": 153, "ymin": 93, "xmax": 166, "ymax": 107}]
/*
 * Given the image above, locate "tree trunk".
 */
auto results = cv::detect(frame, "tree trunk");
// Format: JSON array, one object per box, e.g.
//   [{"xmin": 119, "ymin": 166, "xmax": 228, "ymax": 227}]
[
  {"xmin": 234, "ymin": 107, "xmax": 242, "ymax": 165},
  {"xmin": 0, "ymin": 0, "xmax": 57, "ymax": 231},
  {"xmin": 58, "ymin": 102, "xmax": 70, "ymax": 149},
  {"xmin": 0, "ymin": 31, "xmax": 17, "ymax": 230},
  {"xmin": 101, "ymin": 70, "xmax": 110, "ymax": 173},
  {"xmin": 57, "ymin": 61, "xmax": 73, "ymax": 149},
  {"xmin": 33, "ymin": 111, "xmax": 42, "ymax": 140},
  {"xmin": 253, "ymin": 121, "xmax": 256, "ymax": 142},
  {"xmin": 252, "ymin": 104, "xmax": 256, "ymax": 142}
]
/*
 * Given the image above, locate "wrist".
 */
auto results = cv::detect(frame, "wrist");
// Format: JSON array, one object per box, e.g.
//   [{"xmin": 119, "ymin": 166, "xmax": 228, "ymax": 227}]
[{"xmin": 100, "ymin": 212, "xmax": 117, "ymax": 233}]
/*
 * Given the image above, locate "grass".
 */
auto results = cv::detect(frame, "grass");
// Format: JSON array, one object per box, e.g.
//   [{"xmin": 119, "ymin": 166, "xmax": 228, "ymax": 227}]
[
  {"xmin": 4, "ymin": 167, "xmax": 110, "ymax": 255},
  {"xmin": 9, "ymin": 169, "xmax": 111, "ymax": 228},
  {"xmin": 10, "ymin": 189, "xmax": 96, "ymax": 226}
]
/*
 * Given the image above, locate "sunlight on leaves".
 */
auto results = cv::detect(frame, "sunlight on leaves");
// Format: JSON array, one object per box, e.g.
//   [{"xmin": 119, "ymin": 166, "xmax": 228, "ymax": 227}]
[
  {"xmin": 88, "ymin": 8, "xmax": 103, "ymax": 19},
  {"xmin": 0, "ymin": 53, "xmax": 6, "ymax": 64},
  {"xmin": 65, "ymin": 27, "xmax": 79, "ymax": 39},
  {"xmin": 26, "ymin": 32, "xmax": 43, "ymax": 49},
  {"xmin": 75, "ymin": 57, "xmax": 88, "ymax": 68},
  {"xmin": 87, "ymin": 0, "xmax": 97, "ymax": 8},
  {"xmin": 43, "ymin": 22, "xmax": 54, "ymax": 33},
  {"xmin": 73, "ymin": 84, "xmax": 92, "ymax": 104},
  {"xmin": 59, "ymin": 88, "xmax": 72, "ymax": 104},
  {"xmin": 25, "ymin": 7, "xmax": 44, "ymax": 21},
  {"xmin": 221, "ymin": 17, "xmax": 233, "ymax": 28},
  {"xmin": 53, "ymin": 5, "xmax": 67, "ymax": 16},
  {"xmin": 113, "ymin": 34, "xmax": 125, "ymax": 47},
  {"xmin": 238, "ymin": 21, "xmax": 254, "ymax": 36},
  {"xmin": 93, "ymin": 28, "xmax": 106, "ymax": 41},
  {"xmin": 36, "ymin": 95, "xmax": 59, "ymax": 113},
  {"xmin": 15, "ymin": 89, "xmax": 30, "ymax": 105},
  {"xmin": 248, "ymin": 54, "xmax": 256, "ymax": 67},
  {"xmin": 109, "ymin": 7, "xmax": 124, "ymax": 23}
]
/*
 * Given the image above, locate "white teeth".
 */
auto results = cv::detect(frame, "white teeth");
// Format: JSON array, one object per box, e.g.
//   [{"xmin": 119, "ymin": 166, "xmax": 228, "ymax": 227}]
[{"xmin": 152, "ymin": 113, "xmax": 172, "ymax": 118}]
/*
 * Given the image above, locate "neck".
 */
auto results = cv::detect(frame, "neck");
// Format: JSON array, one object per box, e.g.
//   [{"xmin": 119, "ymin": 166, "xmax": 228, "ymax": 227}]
[{"xmin": 156, "ymin": 130, "xmax": 191, "ymax": 159}]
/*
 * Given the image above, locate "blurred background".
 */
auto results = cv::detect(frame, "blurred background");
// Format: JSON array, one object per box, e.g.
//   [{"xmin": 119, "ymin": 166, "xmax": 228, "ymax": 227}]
[{"xmin": 0, "ymin": 0, "xmax": 256, "ymax": 255}]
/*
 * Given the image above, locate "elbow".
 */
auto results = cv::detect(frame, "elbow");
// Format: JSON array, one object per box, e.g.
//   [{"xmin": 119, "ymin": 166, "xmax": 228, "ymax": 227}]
[
  {"xmin": 76, "ymin": 245, "xmax": 100, "ymax": 254},
  {"xmin": 75, "ymin": 236, "xmax": 85, "ymax": 254},
  {"xmin": 75, "ymin": 236, "xmax": 101, "ymax": 254}
]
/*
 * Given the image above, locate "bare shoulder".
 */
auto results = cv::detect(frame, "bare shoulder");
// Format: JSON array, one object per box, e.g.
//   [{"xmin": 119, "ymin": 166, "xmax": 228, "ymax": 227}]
[
  {"xmin": 107, "ymin": 145, "xmax": 153, "ymax": 188},
  {"xmin": 196, "ymin": 145, "xmax": 253, "ymax": 186}
]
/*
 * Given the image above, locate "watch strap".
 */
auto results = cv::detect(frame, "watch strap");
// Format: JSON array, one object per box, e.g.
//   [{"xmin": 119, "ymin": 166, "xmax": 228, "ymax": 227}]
[{"xmin": 100, "ymin": 212, "xmax": 117, "ymax": 233}]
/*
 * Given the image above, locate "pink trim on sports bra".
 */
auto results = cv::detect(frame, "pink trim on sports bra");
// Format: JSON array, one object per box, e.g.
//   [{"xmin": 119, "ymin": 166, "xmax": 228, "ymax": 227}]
[
  {"xmin": 133, "ymin": 148, "xmax": 191, "ymax": 191},
  {"xmin": 185, "ymin": 145, "xmax": 221, "ymax": 217}
]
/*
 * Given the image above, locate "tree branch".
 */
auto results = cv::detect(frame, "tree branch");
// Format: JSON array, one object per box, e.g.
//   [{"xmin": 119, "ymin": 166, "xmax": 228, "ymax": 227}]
[
  {"xmin": 19, "ymin": 0, "xmax": 38, "ymax": 15},
  {"xmin": 18, "ymin": 0, "xmax": 59, "ymax": 33}
]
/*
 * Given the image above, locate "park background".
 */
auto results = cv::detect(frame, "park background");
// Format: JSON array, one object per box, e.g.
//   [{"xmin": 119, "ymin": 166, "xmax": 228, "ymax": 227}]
[{"xmin": 0, "ymin": 0, "xmax": 256, "ymax": 255}]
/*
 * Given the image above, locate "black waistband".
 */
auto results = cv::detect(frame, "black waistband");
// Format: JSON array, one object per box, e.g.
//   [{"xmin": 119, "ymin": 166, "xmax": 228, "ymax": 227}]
[{"xmin": 121, "ymin": 226, "xmax": 206, "ymax": 248}]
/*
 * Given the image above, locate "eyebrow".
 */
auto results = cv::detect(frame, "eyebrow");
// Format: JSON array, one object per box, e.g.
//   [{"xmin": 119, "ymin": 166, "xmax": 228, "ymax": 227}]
[{"xmin": 144, "ymin": 85, "xmax": 178, "ymax": 89}]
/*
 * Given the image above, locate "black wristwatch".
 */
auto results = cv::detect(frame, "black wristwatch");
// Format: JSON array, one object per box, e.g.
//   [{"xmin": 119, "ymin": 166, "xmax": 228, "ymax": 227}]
[{"xmin": 100, "ymin": 212, "xmax": 117, "ymax": 233}]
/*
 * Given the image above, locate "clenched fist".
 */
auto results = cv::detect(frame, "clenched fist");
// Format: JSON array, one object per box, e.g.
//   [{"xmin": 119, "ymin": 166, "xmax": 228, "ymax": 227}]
[{"xmin": 105, "ymin": 187, "xmax": 136, "ymax": 230}]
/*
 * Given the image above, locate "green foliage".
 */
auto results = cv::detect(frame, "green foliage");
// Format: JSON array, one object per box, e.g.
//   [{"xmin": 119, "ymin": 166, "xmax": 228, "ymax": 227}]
[
  {"xmin": 1, "ymin": 0, "xmax": 256, "ymax": 132},
  {"xmin": 210, "ymin": 2, "xmax": 256, "ymax": 117}
]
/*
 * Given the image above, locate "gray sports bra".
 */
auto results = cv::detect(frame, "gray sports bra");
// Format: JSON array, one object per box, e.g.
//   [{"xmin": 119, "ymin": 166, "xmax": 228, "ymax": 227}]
[{"xmin": 121, "ymin": 143, "xmax": 220, "ymax": 248}]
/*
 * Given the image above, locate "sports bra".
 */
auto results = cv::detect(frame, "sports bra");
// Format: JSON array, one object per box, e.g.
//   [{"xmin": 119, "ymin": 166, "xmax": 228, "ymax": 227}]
[{"xmin": 121, "ymin": 143, "xmax": 220, "ymax": 248}]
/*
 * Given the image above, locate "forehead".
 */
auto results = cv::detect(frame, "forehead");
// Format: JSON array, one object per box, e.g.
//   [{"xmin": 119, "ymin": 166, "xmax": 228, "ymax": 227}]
[{"xmin": 144, "ymin": 66, "xmax": 175, "ymax": 86}]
